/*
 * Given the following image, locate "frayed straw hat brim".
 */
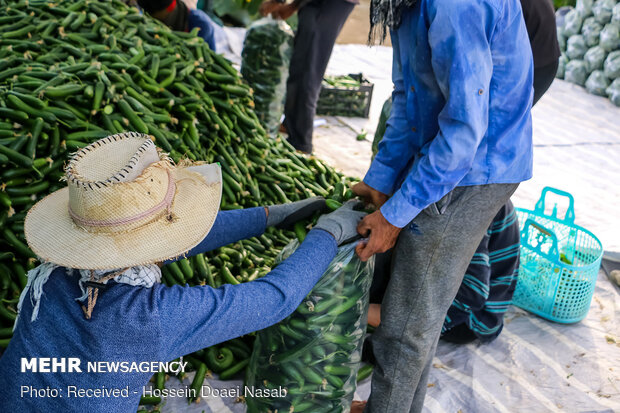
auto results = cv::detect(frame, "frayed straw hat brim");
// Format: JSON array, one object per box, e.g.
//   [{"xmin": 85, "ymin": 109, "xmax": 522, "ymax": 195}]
[{"xmin": 24, "ymin": 168, "xmax": 221, "ymax": 270}]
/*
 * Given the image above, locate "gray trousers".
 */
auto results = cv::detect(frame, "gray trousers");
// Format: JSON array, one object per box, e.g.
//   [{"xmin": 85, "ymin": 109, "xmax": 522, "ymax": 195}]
[
  {"xmin": 283, "ymin": 0, "xmax": 354, "ymax": 153},
  {"xmin": 366, "ymin": 183, "xmax": 519, "ymax": 413}
]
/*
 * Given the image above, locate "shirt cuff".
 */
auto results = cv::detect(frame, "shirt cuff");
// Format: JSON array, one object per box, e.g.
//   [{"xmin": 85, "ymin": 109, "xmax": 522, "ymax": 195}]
[
  {"xmin": 363, "ymin": 160, "xmax": 399, "ymax": 195},
  {"xmin": 380, "ymin": 189, "xmax": 422, "ymax": 228}
]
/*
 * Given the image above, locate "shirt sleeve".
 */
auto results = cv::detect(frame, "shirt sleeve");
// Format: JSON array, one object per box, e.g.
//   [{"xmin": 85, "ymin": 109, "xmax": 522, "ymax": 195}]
[
  {"xmin": 156, "ymin": 229, "xmax": 338, "ymax": 360},
  {"xmin": 163, "ymin": 207, "xmax": 266, "ymax": 264},
  {"xmin": 380, "ymin": 1, "xmax": 495, "ymax": 228},
  {"xmin": 363, "ymin": 32, "xmax": 417, "ymax": 196},
  {"xmin": 188, "ymin": 9, "xmax": 216, "ymax": 51}
]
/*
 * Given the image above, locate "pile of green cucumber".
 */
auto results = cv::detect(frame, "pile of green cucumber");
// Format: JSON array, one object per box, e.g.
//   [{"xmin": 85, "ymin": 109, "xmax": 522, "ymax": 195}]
[
  {"xmin": 0, "ymin": 0, "xmax": 357, "ymax": 407},
  {"xmin": 245, "ymin": 241, "xmax": 374, "ymax": 413}
]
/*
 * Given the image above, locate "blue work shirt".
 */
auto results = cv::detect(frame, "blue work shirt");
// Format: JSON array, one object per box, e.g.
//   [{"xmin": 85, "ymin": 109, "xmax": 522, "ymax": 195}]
[
  {"xmin": 188, "ymin": 8, "xmax": 216, "ymax": 51},
  {"xmin": 364, "ymin": 0, "xmax": 534, "ymax": 228}
]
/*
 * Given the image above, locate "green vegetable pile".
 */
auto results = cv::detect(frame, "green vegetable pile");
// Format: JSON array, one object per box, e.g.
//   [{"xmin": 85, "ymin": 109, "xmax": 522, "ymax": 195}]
[
  {"xmin": 557, "ymin": 0, "xmax": 620, "ymax": 105},
  {"xmin": 0, "ymin": 0, "xmax": 356, "ymax": 407},
  {"xmin": 241, "ymin": 17, "xmax": 294, "ymax": 136},
  {"xmin": 246, "ymin": 240, "xmax": 374, "ymax": 413},
  {"xmin": 316, "ymin": 74, "xmax": 374, "ymax": 118}
]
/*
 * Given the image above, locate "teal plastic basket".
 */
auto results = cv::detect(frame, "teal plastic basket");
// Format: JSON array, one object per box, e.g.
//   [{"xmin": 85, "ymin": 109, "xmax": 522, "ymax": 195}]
[{"xmin": 514, "ymin": 187, "xmax": 603, "ymax": 323}]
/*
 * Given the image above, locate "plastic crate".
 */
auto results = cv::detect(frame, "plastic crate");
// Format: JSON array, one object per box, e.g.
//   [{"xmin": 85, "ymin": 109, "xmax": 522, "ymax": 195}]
[
  {"xmin": 316, "ymin": 73, "xmax": 374, "ymax": 118},
  {"xmin": 513, "ymin": 187, "xmax": 603, "ymax": 323}
]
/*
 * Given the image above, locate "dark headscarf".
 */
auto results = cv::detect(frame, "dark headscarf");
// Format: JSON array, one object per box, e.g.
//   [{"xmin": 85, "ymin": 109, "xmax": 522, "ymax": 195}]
[
  {"xmin": 137, "ymin": 0, "xmax": 189, "ymax": 32},
  {"xmin": 369, "ymin": 0, "xmax": 418, "ymax": 44}
]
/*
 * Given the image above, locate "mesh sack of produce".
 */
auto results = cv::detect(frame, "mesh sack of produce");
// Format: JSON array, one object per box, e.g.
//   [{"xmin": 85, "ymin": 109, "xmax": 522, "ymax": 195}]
[
  {"xmin": 245, "ymin": 240, "xmax": 375, "ymax": 413},
  {"xmin": 240, "ymin": 17, "xmax": 294, "ymax": 136},
  {"xmin": 585, "ymin": 70, "xmax": 611, "ymax": 95},
  {"xmin": 565, "ymin": 60, "xmax": 589, "ymax": 85},
  {"xmin": 605, "ymin": 78, "xmax": 620, "ymax": 105},
  {"xmin": 582, "ymin": 17, "xmax": 603, "ymax": 46},
  {"xmin": 557, "ymin": 53, "xmax": 569, "ymax": 79},
  {"xmin": 584, "ymin": 45, "xmax": 608, "ymax": 71},
  {"xmin": 613, "ymin": 3, "xmax": 620, "ymax": 24},
  {"xmin": 604, "ymin": 50, "xmax": 620, "ymax": 78},
  {"xmin": 566, "ymin": 35, "xmax": 588, "ymax": 59},
  {"xmin": 577, "ymin": 0, "xmax": 594, "ymax": 18},
  {"xmin": 592, "ymin": 0, "xmax": 615, "ymax": 24},
  {"xmin": 372, "ymin": 97, "xmax": 392, "ymax": 159},
  {"xmin": 599, "ymin": 22, "xmax": 620, "ymax": 51},
  {"xmin": 563, "ymin": 8, "xmax": 584, "ymax": 37}
]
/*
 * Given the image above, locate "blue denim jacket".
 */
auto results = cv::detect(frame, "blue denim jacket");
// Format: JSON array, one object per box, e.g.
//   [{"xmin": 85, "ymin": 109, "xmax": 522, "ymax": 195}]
[{"xmin": 364, "ymin": 0, "xmax": 534, "ymax": 228}]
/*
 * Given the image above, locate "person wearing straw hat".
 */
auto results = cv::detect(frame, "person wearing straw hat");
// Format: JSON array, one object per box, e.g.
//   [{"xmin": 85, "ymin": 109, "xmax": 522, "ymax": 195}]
[{"xmin": 0, "ymin": 132, "xmax": 365, "ymax": 412}]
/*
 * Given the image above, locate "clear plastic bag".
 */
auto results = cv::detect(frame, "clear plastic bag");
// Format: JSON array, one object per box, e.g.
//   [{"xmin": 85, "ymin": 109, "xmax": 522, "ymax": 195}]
[
  {"xmin": 585, "ymin": 70, "xmax": 611, "ymax": 95},
  {"xmin": 246, "ymin": 240, "xmax": 375, "ymax": 413},
  {"xmin": 584, "ymin": 46, "xmax": 607, "ymax": 72},
  {"xmin": 604, "ymin": 50, "xmax": 620, "ymax": 79},
  {"xmin": 557, "ymin": 54, "xmax": 569, "ymax": 79},
  {"xmin": 563, "ymin": 9, "xmax": 584, "ymax": 37},
  {"xmin": 240, "ymin": 17, "xmax": 294, "ymax": 136},
  {"xmin": 566, "ymin": 35, "xmax": 588, "ymax": 59},
  {"xmin": 605, "ymin": 78, "xmax": 620, "ymax": 106},
  {"xmin": 599, "ymin": 23, "xmax": 620, "ymax": 51},
  {"xmin": 558, "ymin": 31, "xmax": 567, "ymax": 53},
  {"xmin": 592, "ymin": 0, "xmax": 615, "ymax": 25},
  {"xmin": 582, "ymin": 17, "xmax": 603, "ymax": 46},
  {"xmin": 577, "ymin": 0, "xmax": 594, "ymax": 18},
  {"xmin": 565, "ymin": 60, "xmax": 589, "ymax": 85}
]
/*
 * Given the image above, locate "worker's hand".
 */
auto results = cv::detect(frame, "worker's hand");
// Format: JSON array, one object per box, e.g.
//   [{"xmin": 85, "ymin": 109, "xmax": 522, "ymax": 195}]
[
  {"xmin": 273, "ymin": 2, "xmax": 298, "ymax": 20},
  {"xmin": 355, "ymin": 210, "xmax": 402, "ymax": 262},
  {"xmin": 352, "ymin": 181, "xmax": 389, "ymax": 209},
  {"xmin": 315, "ymin": 200, "xmax": 367, "ymax": 245},
  {"xmin": 259, "ymin": 0, "xmax": 282, "ymax": 16},
  {"xmin": 266, "ymin": 197, "xmax": 327, "ymax": 229}
]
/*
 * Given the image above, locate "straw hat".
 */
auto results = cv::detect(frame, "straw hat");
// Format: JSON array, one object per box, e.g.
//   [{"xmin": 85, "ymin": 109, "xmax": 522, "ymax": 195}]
[{"xmin": 24, "ymin": 132, "xmax": 222, "ymax": 270}]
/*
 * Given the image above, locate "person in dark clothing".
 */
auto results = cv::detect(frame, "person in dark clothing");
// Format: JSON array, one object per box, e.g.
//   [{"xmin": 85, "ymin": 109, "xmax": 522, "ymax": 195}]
[
  {"xmin": 138, "ymin": 0, "xmax": 217, "ymax": 51},
  {"xmin": 520, "ymin": 0, "xmax": 561, "ymax": 104},
  {"xmin": 260, "ymin": 0, "xmax": 358, "ymax": 153}
]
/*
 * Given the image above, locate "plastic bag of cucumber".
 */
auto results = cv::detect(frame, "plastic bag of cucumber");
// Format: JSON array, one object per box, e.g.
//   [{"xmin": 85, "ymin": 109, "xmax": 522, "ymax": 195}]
[{"xmin": 246, "ymin": 238, "xmax": 375, "ymax": 413}]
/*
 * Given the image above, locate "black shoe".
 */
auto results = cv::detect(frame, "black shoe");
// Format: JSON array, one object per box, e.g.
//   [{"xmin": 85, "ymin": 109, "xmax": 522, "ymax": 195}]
[{"xmin": 440, "ymin": 323, "xmax": 477, "ymax": 345}]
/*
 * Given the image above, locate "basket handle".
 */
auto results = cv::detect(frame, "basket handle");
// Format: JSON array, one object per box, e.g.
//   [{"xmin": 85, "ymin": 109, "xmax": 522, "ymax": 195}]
[
  {"xmin": 521, "ymin": 219, "xmax": 560, "ymax": 261},
  {"xmin": 534, "ymin": 187, "xmax": 575, "ymax": 224}
]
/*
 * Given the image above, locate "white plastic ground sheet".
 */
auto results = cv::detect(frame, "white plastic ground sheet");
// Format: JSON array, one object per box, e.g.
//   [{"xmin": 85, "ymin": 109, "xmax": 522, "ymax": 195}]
[{"xmin": 157, "ymin": 43, "xmax": 620, "ymax": 412}]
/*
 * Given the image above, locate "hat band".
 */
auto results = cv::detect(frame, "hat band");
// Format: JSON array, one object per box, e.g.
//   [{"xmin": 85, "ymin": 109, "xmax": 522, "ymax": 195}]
[{"xmin": 68, "ymin": 170, "xmax": 176, "ymax": 229}]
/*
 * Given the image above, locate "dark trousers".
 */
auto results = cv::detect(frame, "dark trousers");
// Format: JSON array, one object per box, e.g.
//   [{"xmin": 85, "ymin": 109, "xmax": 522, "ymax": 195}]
[{"xmin": 283, "ymin": 0, "xmax": 354, "ymax": 153}]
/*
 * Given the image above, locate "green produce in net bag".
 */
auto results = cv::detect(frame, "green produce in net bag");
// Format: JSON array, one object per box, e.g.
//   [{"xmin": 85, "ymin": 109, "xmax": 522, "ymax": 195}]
[
  {"xmin": 599, "ymin": 23, "xmax": 620, "ymax": 51},
  {"xmin": 577, "ymin": 0, "xmax": 594, "ymax": 18},
  {"xmin": 565, "ymin": 60, "xmax": 589, "ymax": 85},
  {"xmin": 585, "ymin": 70, "xmax": 611, "ymax": 95},
  {"xmin": 593, "ymin": 0, "xmax": 615, "ymax": 24},
  {"xmin": 604, "ymin": 50, "xmax": 620, "ymax": 79},
  {"xmin": 584, "ymin": 46, "xmax": 607, "ymax": 72},
  {"xmin": 613, "ymin": 3, "xmax": 620, "ymax": 24},
  {"xmin": 605, "ymin": 78, "xmax": 620, "ymax": 106},
  {"xmin": 557, "ymin": 54, "xmax": 569, "ymax": 79},
  {"xmin": 241, "ymin": 17, "xmax": 294, "ymax": 136},
  {"xmin": 567, "ymin": 35, "xmax": 588, "ymax": 59},
  {"xmin": 582, "ymin": 17, "xmax": 603, "ymax": 46},
  {"xmin": 563, "ymin": 9, "xmax": 584, "ymax": 37},
  {"xmin": 245, "ymin": 240, "xmax": 375, "ymax": 412},
  {"xmin": 372, "ymin": 97, "xmax": 393, "ymax": 159}
]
